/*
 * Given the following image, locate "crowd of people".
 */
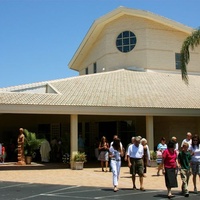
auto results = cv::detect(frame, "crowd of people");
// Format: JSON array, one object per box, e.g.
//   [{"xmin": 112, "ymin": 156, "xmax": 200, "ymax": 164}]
[
  {"xmin": 97, "ymin": 135, "xmax": 149, "ymax": 192},
  {"xmin": 97, "ymin": 132, "xmax": 200, "ymax": 198}
]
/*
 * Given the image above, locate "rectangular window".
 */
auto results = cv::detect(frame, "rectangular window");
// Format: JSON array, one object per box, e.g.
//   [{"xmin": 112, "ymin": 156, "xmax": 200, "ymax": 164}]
[
  {"xmin": 85, "ymin": 67, "xmax": 88, "ymax": 74},
  {"xmin": 175, "ymin": 53, "xmax": 181, "ymax": 70},
  {"xmin": 93, "ymin": 62, "xmax": 97, "ymax": 73}
]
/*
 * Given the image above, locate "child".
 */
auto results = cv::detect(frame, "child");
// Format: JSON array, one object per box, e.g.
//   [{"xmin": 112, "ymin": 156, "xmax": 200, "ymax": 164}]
[
  {"xmin": 0, "ymin": 143, "xmax": 6, "ymax": 163},
  {"xmin": 178, "ymin": 142, "xmax": 192, "ymax": 197}
]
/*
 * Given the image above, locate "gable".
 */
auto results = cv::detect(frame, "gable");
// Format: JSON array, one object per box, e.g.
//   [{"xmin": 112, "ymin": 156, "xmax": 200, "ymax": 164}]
[
  {"xmin": 68, "ymin": 6, "xmax": 193, "ymax": 71},
  {"xmin": 0, "ymin": 83, "xmax": 58, "ymax": 94}
]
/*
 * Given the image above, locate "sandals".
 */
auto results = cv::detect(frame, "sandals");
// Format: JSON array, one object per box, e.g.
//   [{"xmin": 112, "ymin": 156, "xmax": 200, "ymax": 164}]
[
  {"xmin": 114, "ymin": 186, "xmax": 118, "ymax": 192},
  {"xmin": 133, "ymin": 185, "xmax": 137, "ymax": 190},
  {"xmin": 140, "ymin": 187, "xmax": 145, "ymax": 191},
  {"xmin": 167, "ymin": 195, "xmax": 175, "ymax": 199}
]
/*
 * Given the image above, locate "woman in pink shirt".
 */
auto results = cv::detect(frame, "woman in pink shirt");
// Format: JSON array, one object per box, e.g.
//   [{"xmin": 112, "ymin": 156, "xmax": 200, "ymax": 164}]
[{"xmin": 162, "ymin": 140, "xmax": 178, "ymax": 198}]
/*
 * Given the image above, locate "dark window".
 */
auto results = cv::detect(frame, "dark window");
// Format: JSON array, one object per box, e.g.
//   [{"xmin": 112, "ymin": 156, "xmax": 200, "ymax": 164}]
[
  {"xmin": 175, "ymin": 53, "xmax": 181, "ymax": 70},
  {"xmin": 85, "ymin": 67, "xmax": 88, "ymax": 74},
  {"xmin": 116, "ymin": 31, "xmax": 137, "ymax": 53},
  {"xmin": 93, "ymin": 62, "xmax": 97, "ymax": 73}
]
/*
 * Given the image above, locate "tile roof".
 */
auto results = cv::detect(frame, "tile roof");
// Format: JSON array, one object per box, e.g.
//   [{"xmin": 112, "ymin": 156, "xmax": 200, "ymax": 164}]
[{"xmin": 0, "ymin": 69, "xmax": 200, "ymax": 110}]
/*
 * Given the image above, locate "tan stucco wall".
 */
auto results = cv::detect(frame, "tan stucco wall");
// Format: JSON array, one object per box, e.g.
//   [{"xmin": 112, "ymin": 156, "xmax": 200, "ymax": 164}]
[{"xmin": 79, "ymin": 15, "xmax": 200, "ymax": 75}]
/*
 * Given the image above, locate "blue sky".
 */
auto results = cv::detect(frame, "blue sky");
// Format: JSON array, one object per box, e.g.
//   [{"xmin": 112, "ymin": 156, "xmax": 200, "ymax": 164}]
[{"xmin": 0, "ymin": 0, "xmax": 199, "ymax": 87}]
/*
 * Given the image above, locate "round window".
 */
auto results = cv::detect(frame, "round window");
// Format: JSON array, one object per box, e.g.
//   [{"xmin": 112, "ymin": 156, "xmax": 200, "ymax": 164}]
[{"xmin": 116, "ymin": 31, "xmax": 137, "ymax": 53}]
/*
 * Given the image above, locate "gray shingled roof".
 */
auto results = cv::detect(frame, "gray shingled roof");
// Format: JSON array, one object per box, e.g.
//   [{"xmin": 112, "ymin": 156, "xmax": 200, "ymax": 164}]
[{"xmin": 0, "ymin": 69, "xmax": 200, "ymax": 109}]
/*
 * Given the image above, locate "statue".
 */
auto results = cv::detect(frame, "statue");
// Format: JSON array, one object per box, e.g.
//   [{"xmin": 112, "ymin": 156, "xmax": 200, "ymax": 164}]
[{"xmin": 16, "ymin": 128, "xmax": 26, "ymax": 165}]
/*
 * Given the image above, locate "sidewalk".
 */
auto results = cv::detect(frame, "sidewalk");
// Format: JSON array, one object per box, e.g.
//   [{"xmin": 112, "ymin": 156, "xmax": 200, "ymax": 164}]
[{"xmin": 0, "ymin": 162, "xmax": 196, "ymax": 192}]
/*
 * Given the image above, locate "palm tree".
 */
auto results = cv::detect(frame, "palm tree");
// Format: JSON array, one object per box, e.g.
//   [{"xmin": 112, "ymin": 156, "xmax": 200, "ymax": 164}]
[{"xmin": 180, "ymin": 28, "xmax": 200, "ymax": 84}]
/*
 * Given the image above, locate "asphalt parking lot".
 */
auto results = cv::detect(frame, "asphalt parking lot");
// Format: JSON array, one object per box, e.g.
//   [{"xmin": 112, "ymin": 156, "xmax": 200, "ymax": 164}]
[
  {"xmin": 0, "ymin": 162, "xmax": 199, "ymax": 200},
  {"xmin": 0, "ymin": 181, "xmax": 199, "ymax": 200}
]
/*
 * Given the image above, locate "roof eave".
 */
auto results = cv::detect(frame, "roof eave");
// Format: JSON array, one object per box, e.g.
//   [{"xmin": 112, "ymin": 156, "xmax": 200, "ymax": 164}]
[{"xmin": 1, "ymin": 104, "xmax": 200, "ymax": 117}]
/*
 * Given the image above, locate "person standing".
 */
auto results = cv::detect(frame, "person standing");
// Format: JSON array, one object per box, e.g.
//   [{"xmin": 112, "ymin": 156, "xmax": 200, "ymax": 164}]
[
  {"xmin": 1, "ymin": 144, "xmax": 6, "ymax": 163},
  {"xmin": 171, "ymin": 136, "xmax": 179, "ymax": 152},
  {"xmin": 78, "ymin": 134, "xmax": 85, "ymax": 152},
  {"xmin": 127, "ymin": 136, "xmax": 145, "ymax": 191},
  {"xmin": 110, "ymin": 135, "xmax": 123, "ymax": 172},
  {"xmin": 0, "ymin": 143, "xmax": 6, "ymax": 163},
  {"xmin": 157, "ymin": 137, "xmax": 167, "ymax": 176},
  {"xmin": 162, "ymin": 140, "xmax": 178, "ymax": 198},
  {"xmin": 40, "ymin": 137, "xmax": 51, "ymax": 163},
  {"xmin": 109, "ymin": 138, "xmax": 123, "ymax": 192},
  {"xmin": 141, "ymin": 138, "xmax": 150, "ymax": 176},
  {"xmin": 98, "ymin": 136, "xmax": 109, "ymax": 172},
  {"xmin": 189, "ymin": 135, "xmax": 200, "ymax": 194},
  {"xmin": 178, "ymin": 142, "xmax": 192, "ymax": 197},
  {"xmin": 181, "ymin": 132, "xmax": 192, "ymax": 148},
  {"xmin": 124, "ymin": 137, "xmax": 135, "ymax": 162}
]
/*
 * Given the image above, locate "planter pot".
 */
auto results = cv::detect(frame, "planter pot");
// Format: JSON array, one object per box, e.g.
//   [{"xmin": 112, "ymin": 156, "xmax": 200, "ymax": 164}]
[
  {"xmin": 72, "ymin": 162, "xmax": 84, "ymax": 170},
  {"xmin": 25, "ymin": 156, "xmax": 32, "ymax": 164}
]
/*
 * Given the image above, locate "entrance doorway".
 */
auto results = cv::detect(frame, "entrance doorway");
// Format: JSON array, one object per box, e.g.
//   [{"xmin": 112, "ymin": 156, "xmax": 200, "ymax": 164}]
[{"xmin": 99, "ymin": 121, "xmax": 117, "ymax": 143}]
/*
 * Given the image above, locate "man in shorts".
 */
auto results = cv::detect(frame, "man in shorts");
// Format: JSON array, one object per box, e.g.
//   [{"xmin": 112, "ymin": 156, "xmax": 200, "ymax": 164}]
[{"xmin": 127, "ymin": 136, "xmax": 145, "ymax": 191}]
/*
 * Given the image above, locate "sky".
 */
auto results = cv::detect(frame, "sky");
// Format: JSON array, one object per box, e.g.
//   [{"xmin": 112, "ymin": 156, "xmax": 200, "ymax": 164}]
[{"xmin": 0, "ymin": 0, "xmax": 200, "ymax": 88}]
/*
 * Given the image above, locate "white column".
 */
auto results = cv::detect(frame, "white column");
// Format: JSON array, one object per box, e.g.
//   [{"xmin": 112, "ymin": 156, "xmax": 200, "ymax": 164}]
[
  {"xmin": 146, "ymin": 116, "xmax": 154, "ymax": 151},
  {"xmin": 70, "ymin": 114, "xmax": 78, "ymax": 169}
]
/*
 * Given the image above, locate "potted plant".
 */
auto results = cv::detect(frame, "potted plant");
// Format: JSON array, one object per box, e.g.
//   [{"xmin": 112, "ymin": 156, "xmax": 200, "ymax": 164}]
[
  {"xmin": 23, "ymin": 129, "xmax": 43, "ymax": 164},
  {"xmin": 150, "ymin": 150, "xmax": 157, "ymax": 167},
  {"xmin": 71, "ymin": 152, "xmax": 87, "ymax": 170}
]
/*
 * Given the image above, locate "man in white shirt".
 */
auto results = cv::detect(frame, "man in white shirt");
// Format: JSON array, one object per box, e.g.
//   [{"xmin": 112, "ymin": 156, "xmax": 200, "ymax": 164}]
[
  {"xmin": 127, "ymin": 136, "xmax": 145, "ymax": 191},
  {"xmin": 181, "ymin": 132, "xmax": 192, "ymax": 149},
  {"xmin": 171, "ymin": 136, "xmax": 179, "ymax": 151}
]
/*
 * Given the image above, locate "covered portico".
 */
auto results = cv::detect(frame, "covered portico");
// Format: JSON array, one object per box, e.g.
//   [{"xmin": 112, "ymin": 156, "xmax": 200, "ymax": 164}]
[{"xmin": 1, "ymin": 69, "xmax": 200, "ymax": 166}]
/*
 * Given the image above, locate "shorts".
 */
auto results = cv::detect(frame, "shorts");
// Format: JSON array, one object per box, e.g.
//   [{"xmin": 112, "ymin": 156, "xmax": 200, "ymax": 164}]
[
  {"xmin": 130, "ymin": 158, "xmax": 144, "ymax": 176},
  {"xmin": 191, "ymin": 161, "xmax": 200, "ymax": 175}
]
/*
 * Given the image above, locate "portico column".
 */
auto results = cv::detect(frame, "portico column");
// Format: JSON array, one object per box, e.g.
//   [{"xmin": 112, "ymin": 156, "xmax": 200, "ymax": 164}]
[
  {"xmin": 146, "ymin": 116, "xmax": 154, "ymax": 151},
  {"xmin": 70, "ymin": 114, "xmax": 78, "ymax": 169}
]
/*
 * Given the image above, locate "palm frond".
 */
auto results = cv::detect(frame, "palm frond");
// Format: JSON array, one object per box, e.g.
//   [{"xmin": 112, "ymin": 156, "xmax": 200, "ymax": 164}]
[
  {"xmin": 23, "ymin": 129, "xmax": 43, "ymax": 156},
  {"xmin": 180, "ymin": 27, "xmax": 200, "ymax": 84}
]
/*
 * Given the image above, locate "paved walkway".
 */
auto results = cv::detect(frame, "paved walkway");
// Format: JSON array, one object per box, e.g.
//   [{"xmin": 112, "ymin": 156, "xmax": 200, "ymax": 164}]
[{"xmin": 0, "ymin": 161, "xmax": 197, "ymax": 192}]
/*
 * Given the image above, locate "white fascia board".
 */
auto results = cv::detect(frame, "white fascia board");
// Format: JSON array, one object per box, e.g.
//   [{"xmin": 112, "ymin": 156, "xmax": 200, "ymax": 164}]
[{"xmin": 0, "ymin": 104, "xmax": 200, "ymax": 117}]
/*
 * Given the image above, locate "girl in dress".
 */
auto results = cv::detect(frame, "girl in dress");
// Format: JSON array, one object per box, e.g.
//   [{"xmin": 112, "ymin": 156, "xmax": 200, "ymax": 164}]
[{"xmin": 98, "ymin": 136, "xmax": 109, "ymax": 172}]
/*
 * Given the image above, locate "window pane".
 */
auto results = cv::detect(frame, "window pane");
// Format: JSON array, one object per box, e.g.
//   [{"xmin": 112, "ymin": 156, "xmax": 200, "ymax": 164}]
[
  {"xmin": 116, "ymin": 39, "xmax": 122, "ymax": 46},
  {"xmin": 123, "ymin": 38, "xmax": 129, "ymax": 45},
  {"xmin": 175, "ymin": 53, "xmax": 181, "ymax": 70},
  {"xmin": 130, "ymin": 37, "xmax": 136, "ymax": 45},
  {"xmin": 118, "ymin": 33, "xmax": 122, "ymax": 39},
  {"xmin": 123, "ymin": 31, "xmax": 129, "ymax": 37},
  {"xmin": 123, "ymin": 46, "xmax": 129, "ymax": 52},
  {"xmin": 118, "ymin": 47, "xmax": 123, "ymax": 52}
]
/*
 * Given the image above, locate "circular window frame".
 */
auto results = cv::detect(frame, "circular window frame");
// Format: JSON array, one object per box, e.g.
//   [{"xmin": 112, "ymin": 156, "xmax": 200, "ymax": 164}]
[{"xmin": 116, "ymin": 31, "xmax": 137, "ymax": 53}]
